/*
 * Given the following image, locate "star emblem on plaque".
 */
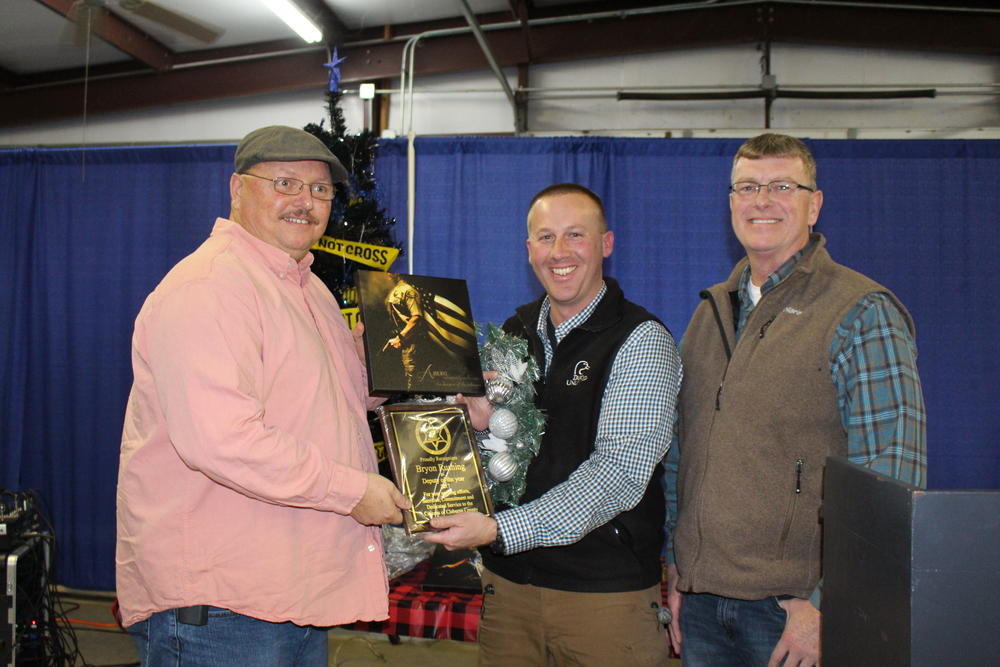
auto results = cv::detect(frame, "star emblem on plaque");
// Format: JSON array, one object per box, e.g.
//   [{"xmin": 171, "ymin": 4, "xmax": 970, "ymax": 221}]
[{"xmin": 415, "ymin": 415, "xmax": 452, "ymax": 456}]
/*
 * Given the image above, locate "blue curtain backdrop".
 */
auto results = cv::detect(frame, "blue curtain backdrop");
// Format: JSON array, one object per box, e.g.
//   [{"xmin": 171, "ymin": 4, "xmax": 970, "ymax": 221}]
[{"xmin": 2, "ymin": 137, "xmax": 998, "ymax": 591}]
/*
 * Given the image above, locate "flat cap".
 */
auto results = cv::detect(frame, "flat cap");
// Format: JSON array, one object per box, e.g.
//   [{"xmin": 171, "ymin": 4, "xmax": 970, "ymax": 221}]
[{"xmin": 234, "ymin": 125, "xmax": 348, "ymax": 184}]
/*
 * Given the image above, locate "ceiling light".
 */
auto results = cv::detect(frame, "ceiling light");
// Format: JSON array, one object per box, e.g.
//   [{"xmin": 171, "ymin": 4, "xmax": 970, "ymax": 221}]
[{"xmin": 261, "ymin": 0, "xmax": 323, "ymax": 44}]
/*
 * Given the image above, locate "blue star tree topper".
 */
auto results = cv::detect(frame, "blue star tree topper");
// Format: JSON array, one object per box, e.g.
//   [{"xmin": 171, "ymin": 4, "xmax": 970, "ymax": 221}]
[{"xmin": 323, "ymin": 48, "xmax": 347, "ymax": 92}]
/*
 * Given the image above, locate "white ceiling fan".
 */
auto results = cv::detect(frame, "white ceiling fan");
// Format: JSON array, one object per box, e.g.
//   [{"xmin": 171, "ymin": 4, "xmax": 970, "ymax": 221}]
[{"xmin": 64, "ymin": 0, "xmax": 224, "ymax": 47}]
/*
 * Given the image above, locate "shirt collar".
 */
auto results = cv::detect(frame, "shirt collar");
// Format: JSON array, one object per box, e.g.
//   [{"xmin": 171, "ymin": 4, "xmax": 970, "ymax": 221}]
[
  {"xmin": 212, "ymin": 217, "xmax": 315, "ymax": 286},
  {"xmin": 536, "ymin": 281, "xmax": 608, "ymax": 345},
  {"xmin": 738, "ymin": 234, "xmax": 819, "ymax": 302}
]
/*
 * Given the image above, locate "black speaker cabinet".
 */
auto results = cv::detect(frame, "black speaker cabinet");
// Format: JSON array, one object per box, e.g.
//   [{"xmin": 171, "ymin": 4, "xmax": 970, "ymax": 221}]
[
  {"xmin": 822, "ymin": 457, "xmax": 999, "ymax": 666},
  {"xmin": 1, "ymin": 536, "xmax": 47, "ymax": 667}
]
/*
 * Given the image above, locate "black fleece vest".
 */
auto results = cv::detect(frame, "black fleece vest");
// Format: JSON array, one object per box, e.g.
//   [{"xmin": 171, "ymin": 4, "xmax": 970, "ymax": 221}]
[{"xmin": 483, "ymin": 278, "xmax": 666, "ymax": 592}]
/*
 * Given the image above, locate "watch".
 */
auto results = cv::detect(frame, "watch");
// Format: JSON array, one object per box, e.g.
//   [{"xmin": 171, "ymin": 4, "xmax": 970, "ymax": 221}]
[{"xmin": 489, "ymin": 524, "xmax": 505, "ymax": 555}]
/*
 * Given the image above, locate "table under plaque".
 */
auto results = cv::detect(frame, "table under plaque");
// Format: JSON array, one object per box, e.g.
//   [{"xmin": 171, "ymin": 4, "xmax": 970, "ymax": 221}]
[
  {"xmin": 348, "ymin": 560, "xmax": 483, "ymax": 642},
  {"xmin": 347, "ymin": 560, "xmax": 671, "ymax": 644}
]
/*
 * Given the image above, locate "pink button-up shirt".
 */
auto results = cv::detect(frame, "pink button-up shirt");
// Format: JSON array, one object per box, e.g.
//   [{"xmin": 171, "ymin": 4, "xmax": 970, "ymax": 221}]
[{"xmin": 116, "ymin": 218, "xmax": 387, "ymax": 628}]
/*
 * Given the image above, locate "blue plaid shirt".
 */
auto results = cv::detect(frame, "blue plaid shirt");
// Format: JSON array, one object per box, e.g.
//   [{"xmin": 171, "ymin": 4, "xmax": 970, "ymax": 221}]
[
  {"xmin": 496, "ymin": 282, "xmax": 683, "ymax": 554},
  {"xmin": 664, "ymin": 241, "xmax": 927, "ymax": 570}
]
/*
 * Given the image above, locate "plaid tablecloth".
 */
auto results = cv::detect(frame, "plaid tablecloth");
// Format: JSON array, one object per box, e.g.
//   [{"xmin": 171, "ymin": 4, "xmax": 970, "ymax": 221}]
[
  {"xmin": 348, "ymin": 561, "xmax": 483, "ymax": 642},
  {"xmin": 349, "ymin": 561, "xmax": 672, "ymax": 643}
]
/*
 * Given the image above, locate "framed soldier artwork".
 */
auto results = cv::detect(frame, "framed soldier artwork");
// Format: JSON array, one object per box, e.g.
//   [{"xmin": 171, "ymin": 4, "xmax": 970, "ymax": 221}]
[{"xmin": 357, "ymin": 270, "xmax": 485, "ymax": 396}]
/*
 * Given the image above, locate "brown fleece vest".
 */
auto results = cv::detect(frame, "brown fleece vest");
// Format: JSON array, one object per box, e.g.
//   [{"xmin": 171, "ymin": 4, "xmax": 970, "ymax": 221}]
[{"xmin": 674, "ymin": 237, "xmax": 913, "ymax": 600}]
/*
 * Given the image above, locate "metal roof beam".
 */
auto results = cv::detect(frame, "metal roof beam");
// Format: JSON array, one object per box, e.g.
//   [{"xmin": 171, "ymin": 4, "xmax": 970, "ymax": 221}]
[{"xmin": 3, "ymin": 2, "xmax": 997, "ymax": 126}]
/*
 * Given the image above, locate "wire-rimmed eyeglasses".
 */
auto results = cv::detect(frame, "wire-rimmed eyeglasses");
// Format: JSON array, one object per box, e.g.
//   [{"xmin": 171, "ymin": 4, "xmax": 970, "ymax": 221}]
[
  {"xmin": 242, "ymin": 172, "xmax": 337, "ymax": 201},
  {"xmin": 730, "ymin": 180, "xmax": 816, "ymax": 198}
]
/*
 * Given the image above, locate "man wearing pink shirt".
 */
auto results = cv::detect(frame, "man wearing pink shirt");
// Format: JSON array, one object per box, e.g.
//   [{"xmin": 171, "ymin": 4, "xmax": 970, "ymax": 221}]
[{"xmin": 116, "ymin": 125, "xmax": 409, "ymax": 665}]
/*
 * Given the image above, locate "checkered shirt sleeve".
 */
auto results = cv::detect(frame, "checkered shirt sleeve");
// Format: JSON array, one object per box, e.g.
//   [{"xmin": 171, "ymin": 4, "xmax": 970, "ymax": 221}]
[
  {"xmin": 831, "ymin": 292, "xmax": 927, "ymax": 488},
  {"xmin": 738, "ymin": 255, "xmax": 926, "ymax": 488},
  {"xmin": 496, "ymin": 319, "xmax": 682, "ymax": 554}
]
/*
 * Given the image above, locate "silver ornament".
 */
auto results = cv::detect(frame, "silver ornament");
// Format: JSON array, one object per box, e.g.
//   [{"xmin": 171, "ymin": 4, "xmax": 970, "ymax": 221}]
[
  {"xmin": 488, "ymin": 451, "xmax": 518, "ymax": 482},
  {"xmin": 488, "ymin": 408, "xmax": 518, "ymax": 440},
  {"xmin": 485, "ymin": 377, "xmax": 515, "ymax": 406}
]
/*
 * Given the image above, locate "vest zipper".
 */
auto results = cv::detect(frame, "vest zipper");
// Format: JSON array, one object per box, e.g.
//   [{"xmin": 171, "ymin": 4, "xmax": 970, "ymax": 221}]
[
  {"xmin": 700, "ymin": 290, "xmax": 734, "ymax": 360},
  {"xmin": 779, "ymin": 458, "xmax": 804, "ymax": 556},
  {"xmin": 700, "ymin": 290, "xmax": 733, "ymax": 412}
]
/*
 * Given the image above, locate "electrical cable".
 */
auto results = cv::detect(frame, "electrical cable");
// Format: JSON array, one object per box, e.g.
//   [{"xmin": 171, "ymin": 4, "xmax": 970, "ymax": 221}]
[{"xmin": 3, "ymin": 489, "xmax": 92, "ymax": 666}]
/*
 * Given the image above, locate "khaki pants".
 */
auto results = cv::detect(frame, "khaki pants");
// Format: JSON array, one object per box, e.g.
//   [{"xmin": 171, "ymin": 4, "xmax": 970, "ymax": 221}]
[{"xmin": 478, "ymin": 568, "xmax": 669, "ymax": 666}]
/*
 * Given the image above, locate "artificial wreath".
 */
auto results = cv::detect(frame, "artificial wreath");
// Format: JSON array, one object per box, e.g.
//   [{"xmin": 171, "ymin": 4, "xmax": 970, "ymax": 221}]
[{"xmin": 477, "ymin": 323, "xmax": 545, "ymax": 507}]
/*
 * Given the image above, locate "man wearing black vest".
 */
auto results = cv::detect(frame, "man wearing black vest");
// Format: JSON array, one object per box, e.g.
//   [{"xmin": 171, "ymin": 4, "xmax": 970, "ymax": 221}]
[
  {"xmin": 663, "ymin": 134, "xmax": 926, "ymax": 666},
  {"xmin": 425, "ymin": 183, "xmax": 682, "ymax": 664}
]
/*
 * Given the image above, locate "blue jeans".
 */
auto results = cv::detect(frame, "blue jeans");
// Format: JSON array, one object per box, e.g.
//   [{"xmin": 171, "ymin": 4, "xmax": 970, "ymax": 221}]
[
  {"xmin": 679, "ymin": 592, "xmax": 788, "ymax": 667},
  {"xmin": 127, "ymin": 606, "xmax": 328, "ymax": 666}
]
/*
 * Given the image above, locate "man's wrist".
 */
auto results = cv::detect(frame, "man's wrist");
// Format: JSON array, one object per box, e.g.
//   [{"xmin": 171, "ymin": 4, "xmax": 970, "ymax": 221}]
[
  {"xmin": 809, "ymin": 587, "xmax": 821, "ymax": 609},
  {"xmin": 488, "ymin": 519, "xmax": 504, "ymax": 555}
]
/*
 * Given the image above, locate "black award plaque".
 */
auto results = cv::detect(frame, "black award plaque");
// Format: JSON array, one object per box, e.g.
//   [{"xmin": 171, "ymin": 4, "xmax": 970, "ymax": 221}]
[{"xmin": 375, "ymin": 402, "xmax": 493, "ymax": 535}]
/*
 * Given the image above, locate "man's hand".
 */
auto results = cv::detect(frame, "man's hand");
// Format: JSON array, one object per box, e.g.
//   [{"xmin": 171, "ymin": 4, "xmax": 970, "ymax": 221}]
[
  {"xmin": 666, "ymin": 563, "xmax": 684, "ymax": 656},
  {"xmin": 351, "ymin": 322, "xmax": 367, "ymax": 362},
  {"xmin": 454, "ymin": 393, "xmax": 494, "ymax": 431},
  {"xmin": 769, "ymin": 597, "xmax": 821, "ymax": 667},
  {"xmin": 455, "ymin": 371, "xmax": 498, "ymax": 430},
  {"xmin": 423, "ymin": 512, "xmax": 497, "ymax": 550},
  {"xmin": 350, "ymin": 473, "xmax": 411, "ymax": 526}
]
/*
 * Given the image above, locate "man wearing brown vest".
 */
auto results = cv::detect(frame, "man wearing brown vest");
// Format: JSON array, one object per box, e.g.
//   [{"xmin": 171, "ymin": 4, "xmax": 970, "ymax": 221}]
[{"xmin": 663, "ymin": 133, "xmax": 926, "ymax": 666}]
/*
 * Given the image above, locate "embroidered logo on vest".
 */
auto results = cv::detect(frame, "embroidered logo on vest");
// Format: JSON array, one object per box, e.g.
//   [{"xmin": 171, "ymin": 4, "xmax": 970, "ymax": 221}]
[
  {"xmin": 784, "ymin": 306, "xmax": 803, "ymax": 315},
  {"xmin": 566, "ymin": 360, "xmax": 591, "ymax": 386}
]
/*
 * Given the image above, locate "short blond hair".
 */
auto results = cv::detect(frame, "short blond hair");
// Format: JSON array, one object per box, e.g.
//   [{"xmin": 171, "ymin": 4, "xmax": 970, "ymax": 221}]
[{"xmin": 732, "ymin": 133, "xmax": 818, "ymax": 188}]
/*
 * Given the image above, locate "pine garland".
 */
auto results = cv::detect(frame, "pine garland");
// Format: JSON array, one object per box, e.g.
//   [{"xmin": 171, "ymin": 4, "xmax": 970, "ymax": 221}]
[{"xmin": 477, "ymin": 324, "xmax": 545, "ymax": 507}]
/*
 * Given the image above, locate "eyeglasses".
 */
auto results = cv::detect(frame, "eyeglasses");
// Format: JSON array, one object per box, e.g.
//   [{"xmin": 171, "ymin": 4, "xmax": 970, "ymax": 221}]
[
  {"xmin": 730, "ymin": 180, "xmax": 815, "ymax": 198},
  {"xmin": 242, "ymin": 172, "xmax": 337, "ymax": 201}
]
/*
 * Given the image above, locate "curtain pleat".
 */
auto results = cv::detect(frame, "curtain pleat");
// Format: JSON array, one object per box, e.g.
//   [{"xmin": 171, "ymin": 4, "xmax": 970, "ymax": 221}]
[{"xmin": 1, "ymin": 137, "xmax": 997, "ymax": 590}]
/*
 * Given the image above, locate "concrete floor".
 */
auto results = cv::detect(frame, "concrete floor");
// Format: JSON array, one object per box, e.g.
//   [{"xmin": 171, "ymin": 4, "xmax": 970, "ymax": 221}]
[{"xmin": 58, "ymin": 592, "xmax": 682, "ymax": 666}]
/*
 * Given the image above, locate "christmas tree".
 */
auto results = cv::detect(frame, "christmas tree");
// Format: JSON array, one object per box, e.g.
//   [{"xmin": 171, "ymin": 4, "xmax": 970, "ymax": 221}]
[
  {"xmin": 304, "ymin": 48, "xmax": 401, "ymax": 312},
  {"xmin": 304, "ymin": 50, "xmax": 402, "ymax": 482}
]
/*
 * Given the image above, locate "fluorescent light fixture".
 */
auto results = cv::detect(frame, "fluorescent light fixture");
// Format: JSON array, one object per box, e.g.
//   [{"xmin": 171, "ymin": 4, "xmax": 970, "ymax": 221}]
[
  {"xmin": 262, "ymin": 0, "xmax": 323, "ymax": 44},
  {"xmin": 359, "ymin": 83, "xmax": 376, "ymax": 99}
]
